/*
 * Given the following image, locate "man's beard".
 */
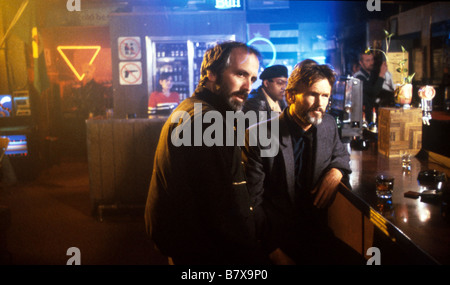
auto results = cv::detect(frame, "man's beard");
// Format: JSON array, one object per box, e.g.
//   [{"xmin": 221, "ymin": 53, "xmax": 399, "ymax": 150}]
[
  {"xmin": 215, "ymin": 78, "xmax": 248, "ymax": 111},
  {"xmin": 303, "ymin": 107, "xmax": 324, "ymax": 126},
  {"xmin": 226, "ymin": 90, "xmax": 248, "ymax": 111}
]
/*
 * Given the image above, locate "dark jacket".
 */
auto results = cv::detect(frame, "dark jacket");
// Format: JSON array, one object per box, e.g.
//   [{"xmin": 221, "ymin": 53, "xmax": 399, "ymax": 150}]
[
  {"xmin": 243, "ymin": 109, "xmax": 351, "ymax": 254},
  {"xmin": 145, "ymin": 86, "xmax": 259, "ymax": 265},
  {"xmin": 354, "ymin": 69, "xmax": 384, "ymax": 122}
]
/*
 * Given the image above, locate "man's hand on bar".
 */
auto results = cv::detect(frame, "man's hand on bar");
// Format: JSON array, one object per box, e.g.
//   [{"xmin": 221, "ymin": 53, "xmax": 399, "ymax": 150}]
[{"xmin": 312, "ymin": 168, "xmax": 343, "ymax": 209}]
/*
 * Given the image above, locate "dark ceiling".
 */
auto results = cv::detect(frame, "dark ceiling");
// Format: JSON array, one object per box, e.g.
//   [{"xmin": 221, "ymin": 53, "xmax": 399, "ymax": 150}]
[{"xmin": 39, "ymin": 0, "xmax": 436, "ymax": 25}]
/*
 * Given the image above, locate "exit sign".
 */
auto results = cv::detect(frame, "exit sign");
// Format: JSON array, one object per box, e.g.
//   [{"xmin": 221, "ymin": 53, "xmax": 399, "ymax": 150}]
[{"xmin": 215, "ymin": 0, "xmax": 241, "ymax": 9}]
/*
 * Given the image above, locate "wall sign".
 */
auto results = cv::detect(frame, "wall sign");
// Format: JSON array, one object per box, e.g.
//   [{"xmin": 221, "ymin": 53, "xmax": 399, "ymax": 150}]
[
  {"xmin": 118, "ymin": 37, "xmax": 141, "ymax": 60},
  {"xmin": 119, "ymin": 61, "xmax": 142, "ymax": 85},
  {"xmin": 215, "ymin": 0, "xmax": 241, "ymax": 9}
]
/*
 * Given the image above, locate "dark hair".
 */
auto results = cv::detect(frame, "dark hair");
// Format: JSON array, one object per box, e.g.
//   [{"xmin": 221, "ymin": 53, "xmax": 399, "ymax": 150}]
[
  {"xmin": 159, "ymin": 72, "xmax": 172, "ymax": 81},
  {"xmin": 359, "ymin": 51, "xmax": 373, "ymax": 62},
  {"xmin": 286, "ymin": 59, "xmax": 336, "ymax": 96},
  {"xmin": 198, "ymin": 41, "xmax": 261, "ymax": 87},
  {"xmin": 156, "ymin": 72, "xmax": 173, "ymax": 91}
]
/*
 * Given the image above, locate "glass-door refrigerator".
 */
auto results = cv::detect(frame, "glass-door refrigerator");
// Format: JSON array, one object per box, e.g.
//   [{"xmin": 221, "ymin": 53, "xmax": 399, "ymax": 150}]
[
  {"xmin": 145, "ymin": 36, "xmax": 235, "ymax": 115},
  {"xmin": 153, "ymin": 41, "xmax": 190, "ymax": 102}
]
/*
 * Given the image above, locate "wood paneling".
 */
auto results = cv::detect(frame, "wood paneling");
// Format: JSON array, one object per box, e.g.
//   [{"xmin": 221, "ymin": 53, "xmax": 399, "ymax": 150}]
[
  {"xmin": 328, "ymin": 190, "xmax": 374, "ymax": 259},
  {"xmin": 86, "ymin": 118, "xmax": 165, "ymax": 213}
]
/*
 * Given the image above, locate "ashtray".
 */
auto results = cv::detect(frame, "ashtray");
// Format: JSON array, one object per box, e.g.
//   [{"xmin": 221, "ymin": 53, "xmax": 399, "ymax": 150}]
[{"xmin": 417, "ymin": 169, "xmax": 447, "ymax": 189}]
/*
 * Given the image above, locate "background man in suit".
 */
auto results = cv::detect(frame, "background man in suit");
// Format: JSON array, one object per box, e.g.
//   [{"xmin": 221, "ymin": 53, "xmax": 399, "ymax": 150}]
[
  {"xmin": 243, "ymin": 60, "xmax": 363, "ymax": 265},
  {"xmin": 243, "ymin": 65, "xmax": 288, "ymax": 116}
]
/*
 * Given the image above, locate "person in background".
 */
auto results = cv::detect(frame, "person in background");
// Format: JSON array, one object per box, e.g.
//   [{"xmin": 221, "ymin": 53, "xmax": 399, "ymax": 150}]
[
  {"xmin": 145, "ymin": 41, "xmax": 264, "ymax": 265},
  {"xmin": 148, "ymin": 72, "xmax": 180, "ymax": 115},
  {"xmin": 243, "ymin": 65, "xmax": 288, "ymax": 116},
  {"xmin": 354, "ymin": 52, "xmax": 387, "ymax": 126},
  {"xmin": 351, "ymin": 61, "xmax": 360, "ymax": 76},
  {"xmin": 379, "ymin": 67, "xmax": 396, "ymax": 107},
  {"xmin": 77, "ymin": 63, "xmax": 107, "ymax": 118},
  {"xmin": 243, "ymin": 59, "xmax": 364, "ymax": 265}
]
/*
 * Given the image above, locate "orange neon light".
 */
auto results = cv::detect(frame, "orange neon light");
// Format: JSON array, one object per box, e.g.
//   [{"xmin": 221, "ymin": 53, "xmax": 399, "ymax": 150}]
[{"xmin": 57, "ymin": 46, "xmax": 101, "ymax": 81}]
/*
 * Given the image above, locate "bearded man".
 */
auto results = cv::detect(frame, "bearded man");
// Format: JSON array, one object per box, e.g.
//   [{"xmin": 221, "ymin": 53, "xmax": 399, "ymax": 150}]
[
  {"xmin": 243, "ymin": 60, "xmax": 364, "ymax": 265},
  {"xmin": 144, "ymin": 41, "xmax": 264, "ymax": 265}
]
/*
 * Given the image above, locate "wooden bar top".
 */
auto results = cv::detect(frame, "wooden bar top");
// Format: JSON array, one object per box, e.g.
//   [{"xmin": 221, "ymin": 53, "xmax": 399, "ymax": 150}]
[{"xmin": 345, "ymin": 142, "xmax": 450, "ymax": 264}]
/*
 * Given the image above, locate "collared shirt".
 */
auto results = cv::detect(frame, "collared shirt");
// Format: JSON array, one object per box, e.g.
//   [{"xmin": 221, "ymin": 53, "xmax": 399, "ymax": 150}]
[
  {"xmin": 284, "ymin": 110, "xmax": 315, "ymax": 194},
  {"xmin": 262, "ymin": 88, "xmax": 282, "ymax": 113},
  {"xmin": 353, "ymin": 68, "xmax": 370, "ymax": 81}
]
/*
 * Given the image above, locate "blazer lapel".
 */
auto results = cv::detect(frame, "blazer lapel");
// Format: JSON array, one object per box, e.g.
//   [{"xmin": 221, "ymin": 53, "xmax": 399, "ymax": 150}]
[
  {"xmin": 312, "ymin": 123, "xmax": 327, "ymax": 187},
  {"xmin": 278, "ymin": 113, "xmax": 296, "ymax": 203}
]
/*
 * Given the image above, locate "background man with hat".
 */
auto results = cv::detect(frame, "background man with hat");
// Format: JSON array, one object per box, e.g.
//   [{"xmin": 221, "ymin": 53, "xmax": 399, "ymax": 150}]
[{"xmin": 243, "ymin": 65, "xmax": 288, "ymax": 116}]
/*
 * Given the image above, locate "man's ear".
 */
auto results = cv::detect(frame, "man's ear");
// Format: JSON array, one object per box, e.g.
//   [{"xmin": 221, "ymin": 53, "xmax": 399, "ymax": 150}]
[
  {"xmin": 262, "ymin": 79, "xmax": 269, "ymax": 88},
  {"xmin": 206, "ymin": 70, "xmax": 217, "ymax": 83},
  {"xmin": 286, "ymin": 90, "xmax": 295, "ymax": 104}
]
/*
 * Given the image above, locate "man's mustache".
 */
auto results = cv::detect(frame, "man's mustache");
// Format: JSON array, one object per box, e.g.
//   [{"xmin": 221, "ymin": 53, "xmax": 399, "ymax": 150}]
[
  {"xmin": 308, "ymin": 107, "xmax": 324, "ymax": 114},
  {"xmin": 230, "ymin": 90, "xmax": 249, "ymax": 99}
]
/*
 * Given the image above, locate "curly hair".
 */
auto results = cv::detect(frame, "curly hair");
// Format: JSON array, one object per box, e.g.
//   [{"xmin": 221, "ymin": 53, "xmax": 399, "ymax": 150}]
[{"xmin": 285, "ymin": 59, "xmax": 336, "ymax": 103}]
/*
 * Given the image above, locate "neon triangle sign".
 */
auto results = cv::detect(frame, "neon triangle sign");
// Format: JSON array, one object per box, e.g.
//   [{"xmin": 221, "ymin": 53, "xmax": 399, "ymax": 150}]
[{"xmin": 57, "ymin": 46, "xmax": 101, "ymax": 81}]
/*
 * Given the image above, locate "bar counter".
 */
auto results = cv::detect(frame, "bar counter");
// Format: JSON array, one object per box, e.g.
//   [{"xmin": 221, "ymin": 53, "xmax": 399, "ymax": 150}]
[
  {"xmin": 334, "ymin": 141, "xmax": 450, "ymax": 265},
  {"xmin": 86, "ymin": 117, "xmax": 450, "ymax": 263}
]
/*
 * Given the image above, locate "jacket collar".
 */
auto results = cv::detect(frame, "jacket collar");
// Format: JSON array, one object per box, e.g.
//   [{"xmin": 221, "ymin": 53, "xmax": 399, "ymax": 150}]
[
  {"xmin": 278, "ymin": 109, "xmax": 292, "ymax": 147},
  {"xmin": 355, "ymin": 68, "xmax": 370, "ymax": 79},
  {"xmin": 193, "ymin": 85, "xmax": 233, "ymax": 115}
]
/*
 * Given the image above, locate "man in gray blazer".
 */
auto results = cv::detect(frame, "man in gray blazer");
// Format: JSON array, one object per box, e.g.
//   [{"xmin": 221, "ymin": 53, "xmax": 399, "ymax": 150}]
[{"xmin": 243, "ymin": 60, "xmax": 363, "ymax": 265}]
